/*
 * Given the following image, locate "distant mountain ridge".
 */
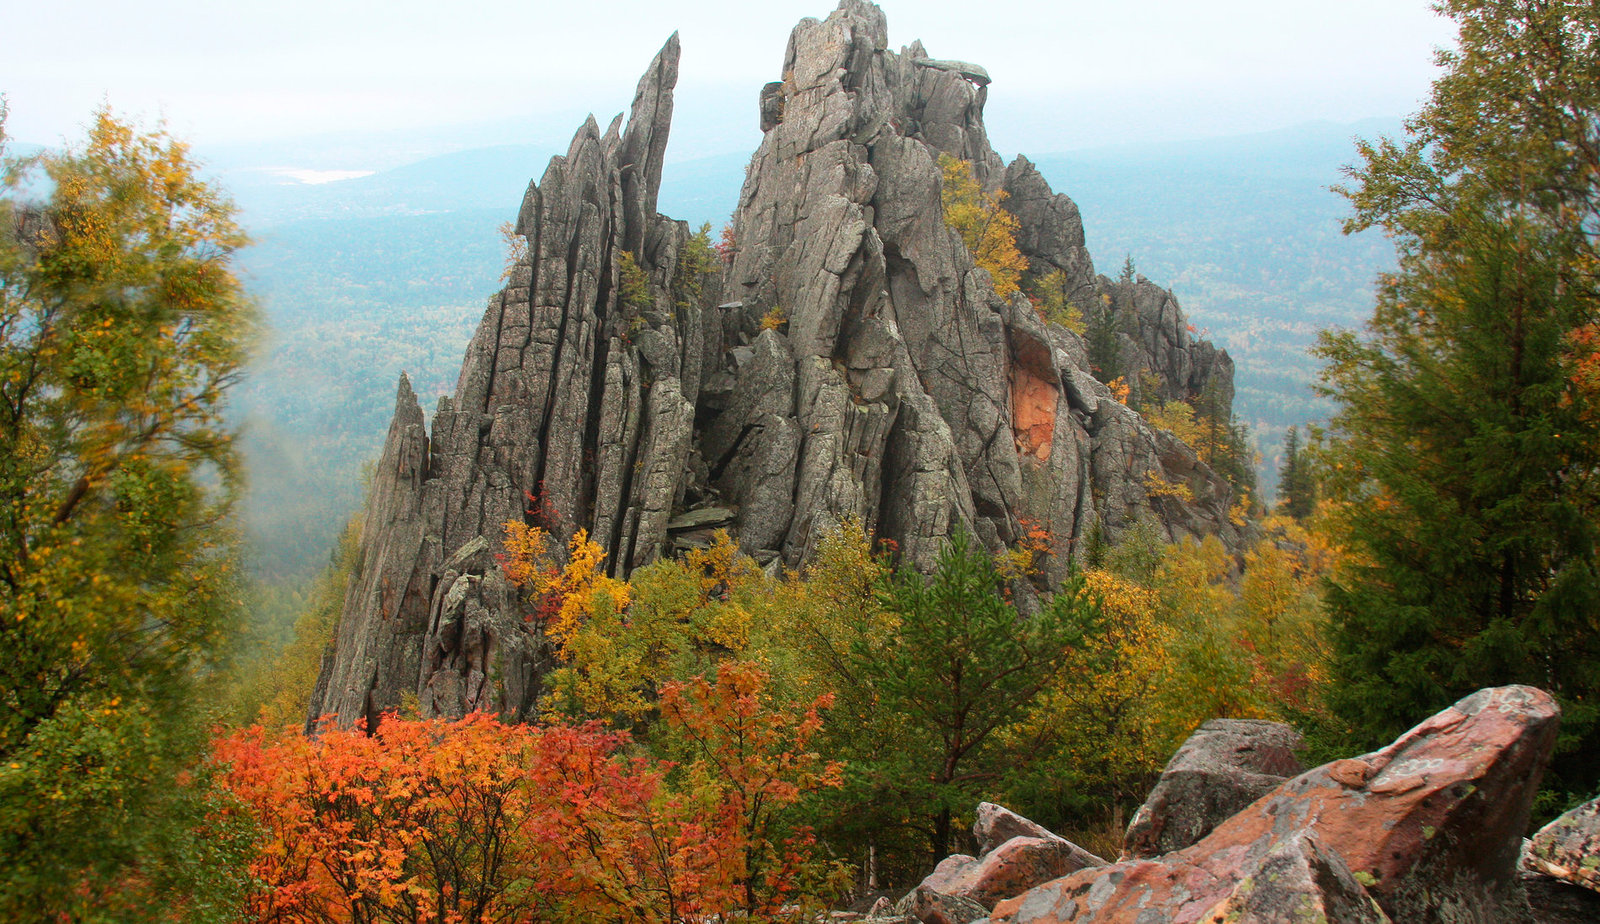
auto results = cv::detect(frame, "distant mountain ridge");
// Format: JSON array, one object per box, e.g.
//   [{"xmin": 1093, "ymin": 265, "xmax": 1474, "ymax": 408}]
[{"xmin": 222, "ymin": 118, "xmax": 1401, "ymax": 233}]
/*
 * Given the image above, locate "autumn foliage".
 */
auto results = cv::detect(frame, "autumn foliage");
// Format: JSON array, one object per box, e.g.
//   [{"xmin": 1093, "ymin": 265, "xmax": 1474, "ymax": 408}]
[
  {"xmin": 214, "ymin": 662, "xmax": 844, "ymax": 923},
  {"xmin": 0, "ymin": 108, "xmax": 258, "ymax": 914},
  {"xmin": 939, "ymin": 154, "xmax": 1029, "ymax": 298}
]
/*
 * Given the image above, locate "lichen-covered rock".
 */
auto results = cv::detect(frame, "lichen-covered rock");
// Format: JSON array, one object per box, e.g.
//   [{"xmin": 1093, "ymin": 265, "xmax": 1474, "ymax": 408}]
[
  {"xmin": 894, "ymin": 884, "xmax": 990, "ymax": 924},
  {"xmin": 1122, "ymin": 718, "xmax": 1303, "ymax": 859},
  {"xmin": 1525, "ymin": 795, "xmax": 1600, "ymax": 894},
  {"xmin": 309, "ymin": 0, "xmax": 1246, "ymax": 725},
  {"xmin": 1188, "ymin": 832, "xmax": 1392, "ymax": 924},
  {"xmin": 988, "ymin": 686, "xmax": 1561, "ymax": 923},
  {"xmin": 974, "ymin": 803, "xmax": 1059, "ymax": 856},
  {"xmin": 919, "ymin": 836, "xmax": 1105, "ymax": 910}
]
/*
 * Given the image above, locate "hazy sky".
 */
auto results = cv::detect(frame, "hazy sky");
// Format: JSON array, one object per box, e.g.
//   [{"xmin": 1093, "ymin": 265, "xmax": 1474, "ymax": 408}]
[{"xmin": 5, "ymin": 0, "xmax": 1455, "ymax": 162}]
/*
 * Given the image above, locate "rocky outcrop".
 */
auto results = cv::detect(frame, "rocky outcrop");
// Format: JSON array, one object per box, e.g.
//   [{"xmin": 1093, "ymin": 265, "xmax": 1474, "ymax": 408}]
[
  {"xmin": 308, "ymin": 1, "xmax": 1244, "ymax": 725},
  {"xmin": 309, "ymin": 34, "xmax": 694, "ymax": 726},
  {"xmin": 1121, "ymin": 718, "xmax": 1303, "ymax": 859},
  {"xmin": 985, "ymin": 686, "xmax": 1561, "ymax": 923},
  {"xmin": 695, "ymin": 0, "xmax": 1241, "ymax": 577}
]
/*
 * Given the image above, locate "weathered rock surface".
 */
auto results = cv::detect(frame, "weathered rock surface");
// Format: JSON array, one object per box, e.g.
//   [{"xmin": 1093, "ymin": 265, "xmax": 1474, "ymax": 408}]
[
  {"xmin": 893, "ymin": 885, "xmax": 989, "ymax": 924},
  {"xmin": 309, "ymin": 1, "xmax": 1244, "ymax": 725},
  {"xmin": 919, "ymin": 836, "xmax": 1104, "ymax": 910},
  {"xmin": 1524, "ymin": 795, "xmax": 1600, "ymax": 894},
  {"xmin": 987, "ymin": 686, "xmax": 1561, "ymax": 923},
  {"xmin": 1121, "ymin": 717, "xmax": 1303, "ymax": 859},
  {"xmin": 975, "ymin": 803, "xmax": 1067, "ymax": 856}
]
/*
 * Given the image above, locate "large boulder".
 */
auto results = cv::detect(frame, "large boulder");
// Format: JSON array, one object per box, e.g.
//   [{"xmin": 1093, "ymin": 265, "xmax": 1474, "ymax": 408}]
[
  {"xmin": 975, "ymin": 802, "xmax": 1059, "ymax": 855},
  {"xmin": 919, "ymin": 836, "xmax": 1105, "ymax": 910},
  {"xmin": 1121, "ymin": 717, "xmax": 1303, "ymax": 858},
  {"xmin": 988, "ymin": 686, "xmax": 1562, "ymax": 923}
]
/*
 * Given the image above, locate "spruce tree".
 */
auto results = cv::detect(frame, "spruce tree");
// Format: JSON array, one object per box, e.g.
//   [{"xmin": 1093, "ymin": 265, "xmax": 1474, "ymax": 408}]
[
  {"xmin": 1277, "ymin": 427, "xmax": 1314, "ymax": 520},
  {"xmin": 1318, "ymin": 0, "xmax": 1600, "ymax": 794},
  {"xmin": 1086, "ymin": 298, "xmax": 1124, "ymax": 386}
]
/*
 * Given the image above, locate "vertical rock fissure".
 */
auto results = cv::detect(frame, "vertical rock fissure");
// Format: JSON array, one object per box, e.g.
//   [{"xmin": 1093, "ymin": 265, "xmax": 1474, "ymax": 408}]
[{"xmin": 525, "ymin": 201, "xmax": 596, "ymax": 534}]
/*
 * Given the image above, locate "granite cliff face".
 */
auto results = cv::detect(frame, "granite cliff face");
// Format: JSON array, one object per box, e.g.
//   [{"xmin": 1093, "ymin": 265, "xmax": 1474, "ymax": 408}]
[{"xmin": 308, "ymin": 0, "xmax": 1241, "ymax": 727}]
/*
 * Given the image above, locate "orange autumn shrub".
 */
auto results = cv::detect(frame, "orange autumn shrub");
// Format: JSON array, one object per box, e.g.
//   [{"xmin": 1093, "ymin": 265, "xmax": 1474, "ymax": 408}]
[
  {"xmin": 215, "ymin": 665, "xmax": 843, "ymax": 923},
  {"xmin": 215, "ymin": 714, "xmax": 625, "ymax": 922},
  {"xmin": 660, "ymin": 661, "xmax": 847, "ymax": 917}
]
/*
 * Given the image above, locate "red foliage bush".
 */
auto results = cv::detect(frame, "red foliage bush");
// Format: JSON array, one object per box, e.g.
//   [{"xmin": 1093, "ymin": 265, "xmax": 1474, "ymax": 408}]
[{"xmin": 214, "ymin": 663, "xmax": 842, "ymax": 923}]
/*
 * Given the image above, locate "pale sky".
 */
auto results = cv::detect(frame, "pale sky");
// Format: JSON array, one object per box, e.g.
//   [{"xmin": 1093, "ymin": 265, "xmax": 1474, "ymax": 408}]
[{"xmin": 4, "ymin": 0, "xmax": 1455, "ymax": 162}]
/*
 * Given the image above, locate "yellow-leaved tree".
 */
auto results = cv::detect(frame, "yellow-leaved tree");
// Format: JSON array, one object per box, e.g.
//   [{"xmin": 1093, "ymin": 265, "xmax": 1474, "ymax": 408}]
[
  {"xmin": 0, "ymin": 107, "xmax": 258, "ymax": 917},
  {"xmin": 997, "ymin": 568, "xmax": 1187, "ymax": 856},
  {"xmin": 939, "ymin": 153, "xmax": 1029, "ymax": 298}
]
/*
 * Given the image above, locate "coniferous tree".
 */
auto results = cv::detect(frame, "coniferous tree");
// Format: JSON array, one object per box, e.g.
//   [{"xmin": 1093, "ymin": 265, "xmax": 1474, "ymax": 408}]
[
  {"xmin": 1086, "ymin": 300, "xmax": 1124, "ymax": 386},
  {"xmin": 1318, "ymin": 0, "xmax": 1600, "ymax": 796},
  {"xmin": 841, "ymin": 529, "xmax": 1101, "ymax": 869},
  {"xmin": 1277, "ymin": 427, "xmax": 1315, "ymax": 520},
  {"xmin": 1193, "ymin": 377, "xmax": 1255, "ymax": 498}
]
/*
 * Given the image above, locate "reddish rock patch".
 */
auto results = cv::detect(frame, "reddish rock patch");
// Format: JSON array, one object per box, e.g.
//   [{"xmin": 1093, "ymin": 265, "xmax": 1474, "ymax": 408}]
[
  {"xmin": 1009, "ymin": 334, "xmax": 1058, "ymax": 462},
  {"xmin": 1011, "ymin": 364, "xmax": 1058, "ymax": 461}
]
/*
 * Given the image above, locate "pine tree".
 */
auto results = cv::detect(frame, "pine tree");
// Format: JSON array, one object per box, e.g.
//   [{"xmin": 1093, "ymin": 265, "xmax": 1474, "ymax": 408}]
[{"xmin": 842, "ymin": 529, "xmax": 1101, "ymax": 868}]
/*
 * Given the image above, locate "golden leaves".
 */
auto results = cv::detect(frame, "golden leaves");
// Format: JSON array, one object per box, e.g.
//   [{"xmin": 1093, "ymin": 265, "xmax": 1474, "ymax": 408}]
[
  {"xmin": 499, "ymin": 522, "xmax": 631, "ymax": 660},
  {"xmin": 939, "ymin": 153, "xmax": 1029, "ymax": 298}
]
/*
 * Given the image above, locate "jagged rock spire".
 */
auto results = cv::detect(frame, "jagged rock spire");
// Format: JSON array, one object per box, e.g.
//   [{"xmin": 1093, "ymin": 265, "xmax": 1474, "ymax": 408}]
[
  {"xmin": 309, "ymin": 3, "xmax": 1241, "ymax": 727},
  {"xmin": 619, "ymin": 32, "xmax": 679, "ymax": 254}
]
